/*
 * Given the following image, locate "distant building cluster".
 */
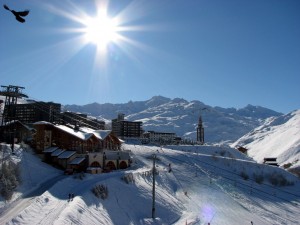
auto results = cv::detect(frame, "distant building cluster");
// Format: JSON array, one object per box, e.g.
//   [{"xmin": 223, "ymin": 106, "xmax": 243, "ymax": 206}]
[
  {"xmin": 0, "ymin": 85, "xmax": 205, "ymax": 174},
  {"xmin": 141, "ymin": 131, "xmax": 178, "ymax": 145}
]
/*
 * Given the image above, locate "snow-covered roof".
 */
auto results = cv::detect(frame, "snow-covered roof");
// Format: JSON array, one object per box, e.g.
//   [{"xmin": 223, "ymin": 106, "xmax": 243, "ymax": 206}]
[
  {"xmin": 43, "ymin": 147, "xmax": 59, "ymax": 153},
  {"xmin": 79, "ymin": 127, "xmax": 95, "ymax": 133},
  {"xmin": 34, "ymin": 122, "xmax": 112, "ymax": 141},
  {"xmin": 33, "ymin": 121, "xmax": 122, "ymax": 146},
  {"xmin": 69, "ymin": 157, "xmax": 86, "ymax": 165},
  {"xmin": 57, "ymin": 151, "xmax": 76, "ymax": 159},
  {"xmin": 79, "ymin": 127, "xmax": 112, "ymax": 140},
  {"xmin": 3, "ymin": 120, "xmax": 33, "ymax": 131},
  {"xmin": 92, "ymin": 130, "xmax": 111, "ymax": 140},
  {"xmin": 55, "ymin": 125, "xmax": 94, "ymax": 140},
  {"xmin": 33, "ymin": 121, "xmax": 52, "ymax": 125},
  {"xmin": 51, "ymin": 149, "xmax": 65, "ymax": 157}
]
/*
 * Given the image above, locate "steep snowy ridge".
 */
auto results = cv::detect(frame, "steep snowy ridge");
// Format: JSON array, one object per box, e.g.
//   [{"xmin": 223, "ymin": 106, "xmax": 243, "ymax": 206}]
[
  {"xmin": 232, "ymin": 109, "xmax": 300, "ymax": 169},
  {"xmin": 64, "ymin": 96, "xmax": 282, "ymax": 143}
]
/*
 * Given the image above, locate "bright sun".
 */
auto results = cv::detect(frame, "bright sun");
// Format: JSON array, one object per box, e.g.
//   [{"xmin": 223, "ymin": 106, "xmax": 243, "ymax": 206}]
[
  {"xmin": 49, "ymin": 0, "xmax": 144, "ymax": 64},
  {"xmin": 83, "ymin": 10, "xmax": 119, "ymax": 50}
]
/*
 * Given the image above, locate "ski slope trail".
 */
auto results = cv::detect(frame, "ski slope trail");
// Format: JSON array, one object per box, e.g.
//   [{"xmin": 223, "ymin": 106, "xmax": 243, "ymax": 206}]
[
  {"xmin": 1, "ymin": 144, "xmax": 299, "ymax": 225},
  {"xmin": 130, "ymin": 144, "xmax": 300, "ymax": 225},
  {"xmin": 3, "ymin": 173, "xmax": 122, "ymax": 225},
  {"xmin": 0, "ymin": 174, "xmax": 66, "ymax": 224}
]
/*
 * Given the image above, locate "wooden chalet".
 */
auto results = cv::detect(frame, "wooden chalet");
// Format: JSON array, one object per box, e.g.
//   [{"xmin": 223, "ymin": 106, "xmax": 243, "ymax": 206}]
[
  {"xmin": 57, "ymin": 151, "xmax": 76, "ymax": 169},
  {"xmin": 33, "ymin": 122, "xmax": 121, "ymax": 154},
  {"xmin": 68, "ymin": 156, "xmax": 87, "ymax": 172},
  {"xmin": 43, "ymin": 146, "xmax": 59, "ymax": 163},
  {"xmin": 33, "ymin": 122, "xmax": 129, "ymax": 173},
  {"xmin": 51, "ymin": 148, "xmax": 66, "ymax": 164},
  {"xmin": 0, "ymin": 120, "xmax": 34, "ymax": 144},
  {"xmin": 43, "ymin": 145, "xmax": 87, "ymax": 172}
]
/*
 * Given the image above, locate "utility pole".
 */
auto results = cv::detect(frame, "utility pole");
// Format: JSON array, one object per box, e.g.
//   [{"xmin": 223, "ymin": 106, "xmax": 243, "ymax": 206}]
[{"xmin": 152, "ymin": 154, "xmax": 156, "ymax": 219}]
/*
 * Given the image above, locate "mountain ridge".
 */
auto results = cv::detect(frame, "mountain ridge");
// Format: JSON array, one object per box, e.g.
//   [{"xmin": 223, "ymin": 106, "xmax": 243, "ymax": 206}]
[{"xmin": 63, "ymin": 96, "xmax": 282, "ymax": 143}]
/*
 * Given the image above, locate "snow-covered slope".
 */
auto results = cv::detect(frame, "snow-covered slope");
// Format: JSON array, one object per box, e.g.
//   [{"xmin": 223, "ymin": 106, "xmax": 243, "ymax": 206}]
[
  {"xmin": 64, "ymin": 96, "xmax": 282, "ymax": 143},
  {"xmin": 232, "ymin": 109, "xmax": 300, "ymax": 170},
  {"xmin": 1, "ymin": 143, "xmax": 299, "ymax": 225}
]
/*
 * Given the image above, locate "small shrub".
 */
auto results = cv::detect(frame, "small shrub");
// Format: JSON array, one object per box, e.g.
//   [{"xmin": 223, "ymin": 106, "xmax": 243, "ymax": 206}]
[
  {"xmin": 240, "ymin": 171, "xmax": 249, "ymax": 180},
  {"xmin": 283, "ymin": 163, "xmax": 292, "ymax": 169},
  {"xmin": 1, "ymin": 185, "xmax": 13, "ymax": 200},
  {"xmin": 227, "ymin": 152, "xmax": 235, "ymax": 159},
  {"xmin": 212, "ymin": 154, "xmax": 218, "ymax": 161},
  {"xmin": 92, "ymin": 184, "xmax": 108, "ymax": 199},
  {"xmin": 253, "ymin": 173, "xmax": 264, "ymax": 184},
  {"xmin": 79, "ymin": 172, "xmax": 85, "ymax": 180},
  {"xmin": 288, "ymin": 167, "xmax": 300, "ymax": 178},
  {"xmin": 0, "ymin": 161, "xmax": 21, "ymax": 200},
  {"xmin": 268, "ymin": 173, "xmax": 279, "ymax": 186},
  {"xmin": 121, "ymin": 173, "xmax": 135, "ymax": 184},
  {"xmin": 73, "ymin": 172, "xmax": 85, "ymax": 180},
  {"xmin": 267, "ymin": 172, "xmax": 294, "ymax": 186},
  {"xmin": 220, "ymin": 150, "xmax": 226, "ymax": 156}
]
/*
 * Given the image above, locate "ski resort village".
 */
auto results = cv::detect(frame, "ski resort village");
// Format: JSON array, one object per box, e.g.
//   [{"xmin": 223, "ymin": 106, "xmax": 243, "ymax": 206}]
[{"xmin": 0, "ymin": 85, "xmax": 299, "ymax": 225}]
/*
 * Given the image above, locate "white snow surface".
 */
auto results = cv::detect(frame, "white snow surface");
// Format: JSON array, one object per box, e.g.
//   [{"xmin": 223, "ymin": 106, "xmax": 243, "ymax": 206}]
[
  {"xmin": 232, "ymin": 109, "xmax": 300, "ymax": 168},
  {"xmin": 0, "ymin": 143, "xmax": 299, "ymax": 225}
]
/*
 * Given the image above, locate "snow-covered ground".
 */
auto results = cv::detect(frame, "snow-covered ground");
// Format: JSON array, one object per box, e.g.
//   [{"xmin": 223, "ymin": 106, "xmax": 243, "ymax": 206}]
[
  {"xmin": 232, "ymin": 109, "xmax": 300, "ymax": 169},
  {"xmin": 0, "ymin": 143, "xmax": 299, "ymax": 225}
]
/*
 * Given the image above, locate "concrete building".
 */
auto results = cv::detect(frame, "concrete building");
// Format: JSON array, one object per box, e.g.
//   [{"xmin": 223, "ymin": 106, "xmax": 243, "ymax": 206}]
[
  {"xmin": 111, "ymin": 113, "xmax": 143, "ymax": 139},
  {"xmin": 4, "ymin": 101, "xmax": 61, "ymax": 124},
  {"xmin": 142, "ymin": 131, "xmax": 176, "ymax": 144}
]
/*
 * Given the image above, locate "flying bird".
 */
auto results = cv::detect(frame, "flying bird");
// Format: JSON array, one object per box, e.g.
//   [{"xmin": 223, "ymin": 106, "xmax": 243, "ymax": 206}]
[{"xmin": 3, "ymin": 4, "xmax": 30, "ymax": 23}]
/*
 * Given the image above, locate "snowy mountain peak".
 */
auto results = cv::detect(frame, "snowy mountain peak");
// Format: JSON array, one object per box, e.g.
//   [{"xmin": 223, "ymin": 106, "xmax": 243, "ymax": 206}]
[
  {"xmin": 64, "ymin": 96, "xmax": 282, "ymax": 143},
  {"xmin": 145, "ymin": 95, "xmax": 170, "ymax": 108}
]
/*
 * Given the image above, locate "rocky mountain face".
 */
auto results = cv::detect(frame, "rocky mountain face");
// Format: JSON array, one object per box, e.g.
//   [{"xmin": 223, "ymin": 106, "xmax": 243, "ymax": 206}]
[{"xmin": 63, "ymin": 96, "xmax": 282, "ymax": 143}]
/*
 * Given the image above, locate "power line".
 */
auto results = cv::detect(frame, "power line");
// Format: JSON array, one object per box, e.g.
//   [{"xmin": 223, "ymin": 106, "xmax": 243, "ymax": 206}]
[{"xmin": 152, "ymin": 154, "xmax": 156, "ymax": 219}]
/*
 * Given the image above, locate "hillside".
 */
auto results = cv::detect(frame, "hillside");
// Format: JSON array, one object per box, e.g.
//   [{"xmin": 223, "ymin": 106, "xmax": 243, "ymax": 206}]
[
  {"xmin": 0, "ymin": 143, "xmax": 299, "ymax": 225},
  {"xmin": 64, "ymin": 96, "xmax": 282, "ymax": 143},
  {"xmin": 0, "ymin": 145, "xmax": 300, "ymax": 225},
  {"xmin": 232, "ymin": 109, "xmax": 300, "ymax": 172}
]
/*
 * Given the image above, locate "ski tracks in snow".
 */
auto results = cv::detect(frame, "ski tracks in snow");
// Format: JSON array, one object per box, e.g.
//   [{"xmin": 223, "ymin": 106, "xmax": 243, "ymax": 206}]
[{"xmin": 37, "ymin": 199, "xmax": 68, "ymax": 225}]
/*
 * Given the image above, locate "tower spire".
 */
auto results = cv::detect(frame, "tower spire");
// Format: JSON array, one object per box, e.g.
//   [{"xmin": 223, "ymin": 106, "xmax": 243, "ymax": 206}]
[{"xmin": 197, "ymin": 115, "xmax": 204, "ymax": 144}]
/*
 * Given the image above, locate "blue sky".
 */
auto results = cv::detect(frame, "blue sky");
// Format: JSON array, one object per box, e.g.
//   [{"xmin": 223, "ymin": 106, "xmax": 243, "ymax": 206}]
[{"xmin": 1, "ymin": 0, "xmax": 299, "ymax": 113}]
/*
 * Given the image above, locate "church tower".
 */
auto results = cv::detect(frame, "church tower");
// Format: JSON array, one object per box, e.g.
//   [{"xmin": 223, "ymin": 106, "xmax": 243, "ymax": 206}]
[{"xmin": 197, "ymin": 115, "xmax": 204, "ymax": 144}]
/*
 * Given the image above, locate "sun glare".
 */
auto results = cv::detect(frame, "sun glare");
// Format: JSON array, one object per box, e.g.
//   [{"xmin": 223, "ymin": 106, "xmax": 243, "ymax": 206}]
[
  {"xmin": 46, "ymin": 0, "xmax": 152, "ymax": 67},
  {"xmin": 83, "ymin": 11, "xmax": 119, "ymax": 50}
]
